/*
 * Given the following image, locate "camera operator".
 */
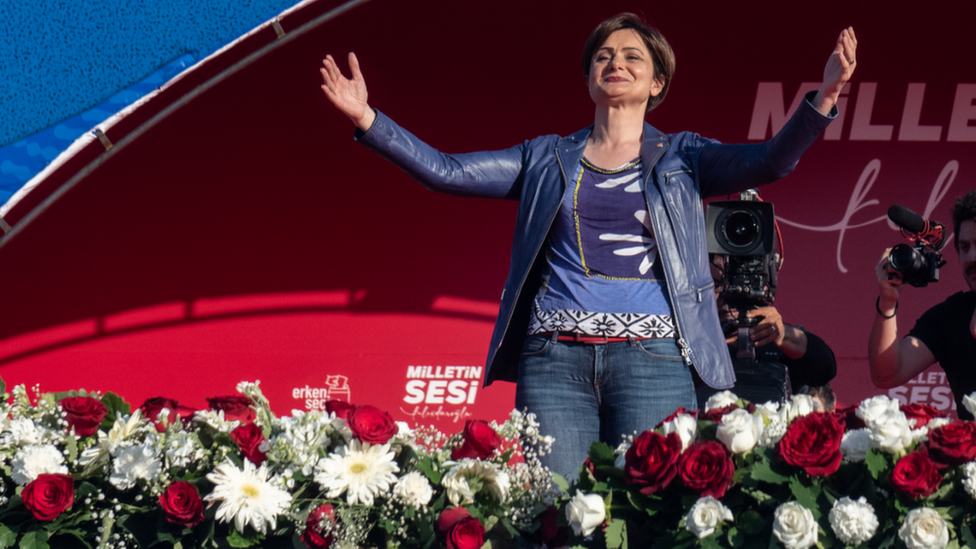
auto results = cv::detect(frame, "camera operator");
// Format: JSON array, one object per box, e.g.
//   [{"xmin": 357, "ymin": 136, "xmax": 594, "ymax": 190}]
[
  {"xmin": 870, "ymin": 191, "xmax": 976, "ymax": 419},
  {"xmin": 698, "ymin": 255, "xmax": 837, "ymax": 406}
]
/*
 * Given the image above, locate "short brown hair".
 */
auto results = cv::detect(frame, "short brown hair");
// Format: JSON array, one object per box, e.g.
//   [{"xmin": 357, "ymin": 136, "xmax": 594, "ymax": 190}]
[
  {"xmin": 952, "ymin": 190, "xmax": 976, "ymax": 249},
  {"xmin": 581, "ymin": 13, "xmax": 675, "ymax": 112}
]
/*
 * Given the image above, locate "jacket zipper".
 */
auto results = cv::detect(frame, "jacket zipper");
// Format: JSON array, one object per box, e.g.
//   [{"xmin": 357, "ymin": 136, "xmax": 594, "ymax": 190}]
[{"xmin": 650, "ymin": 168, "xmax": 694, "ymax": 366}]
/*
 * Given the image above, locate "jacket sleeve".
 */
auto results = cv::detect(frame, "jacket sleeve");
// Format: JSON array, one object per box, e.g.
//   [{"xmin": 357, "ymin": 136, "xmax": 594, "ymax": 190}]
[
  {"xmin": 696, "ymin": 91, "xmax": 837, "ymax": 199},
  {"xmin": 354, "ymin": 110, "xmax": 526, "ymax": 200}
]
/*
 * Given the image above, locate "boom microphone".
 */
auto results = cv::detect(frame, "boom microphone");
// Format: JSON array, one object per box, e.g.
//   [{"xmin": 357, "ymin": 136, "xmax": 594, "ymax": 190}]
[
  {"xmin": 887, "ymin": 205, "xmax": 926, "ymax": 234},
  {"xmin": 887, "ymin": 204, "xmax": 946, "ymax": 251}
]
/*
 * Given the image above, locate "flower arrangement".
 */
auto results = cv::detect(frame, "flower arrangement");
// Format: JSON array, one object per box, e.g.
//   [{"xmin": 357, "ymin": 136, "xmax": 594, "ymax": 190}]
[
  {"xmin": 0, "ymin": 379, "xmax": 559, "ymax": 548},
  {"xmin": 4, "ymin": 375, "xmax": 976, "ymax": 549},
  {"xmin": 562, "ymin": 391, "xmax": 976, "ymax": 549}
]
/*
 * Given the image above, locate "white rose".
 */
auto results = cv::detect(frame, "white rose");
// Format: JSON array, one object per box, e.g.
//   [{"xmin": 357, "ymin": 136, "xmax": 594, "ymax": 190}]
[
  {"xmin": 785, "ymin": 395, "xmax": 817, "ymax": 422},
  {"xmin": 661, "ymin": 412, "xmax": 698, "ymax": 451},
  {"xmin": 841, "ymin": 429, "xmax": 871, "ymax": 462},
  {"xmin": 393, "ymin": 471, "xmax": 433, "ymax": 507},
  {"xmin": 856, "ymin": 395, "xmax": 900, "ymax": 426},
  {"xmin": 773, "ymin": 502, "xmax": 818, "ymax": 549},
  {"xmin": 684, "ymin": 496, "xmax": 733, "ymax": 539},
  {"xmin": 868, "ymin": 409, "xmax": 913, "ymax": 454},
  {"xmin": 829, "ymin": 496, "xmax": 879, "ymax": 545},
  {"xmin": 705, "ymin": 390, "xmax": 739, "ymax": 411},
  {"xmin": 899, "ymin": 507, "xmax": 949, "ymax": 549},
  {"xmin": 716, "ymin": 409, "xmax": 761, "ymax": 454},
  {"xmin": 964, "ymin": 392, "xmax": 976, "ymax": 417},
  {"xmin": 962, "ymin": 462, "xmax": 976, "ymax": 499},
  {"xmin": 565, "ymin": 491, "xmax": 605, "ymax": 537}
]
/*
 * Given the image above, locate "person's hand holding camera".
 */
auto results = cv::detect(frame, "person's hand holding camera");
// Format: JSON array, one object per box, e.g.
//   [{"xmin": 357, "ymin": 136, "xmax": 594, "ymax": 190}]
[
  {"xmin": 875, "ymin": 247, "xmax": 902, "ymax": 318},
  {"xmin": 744, "ymin": 307, "xmax": 808, "ymax": 360}
]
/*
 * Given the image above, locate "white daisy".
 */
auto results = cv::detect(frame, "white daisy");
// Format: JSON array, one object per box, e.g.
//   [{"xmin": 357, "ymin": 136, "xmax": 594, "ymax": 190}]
[
  {"xmin": 314, "ymin": 440, "xmax": 399, "ymax": 506},
  {"xmin": 442, "ymin": 458, "xmax": 511, "ymax": 506},
  {"xmin": 11, "ymin": 444, "xmax": 68, "ymax": 485},
  {"xmin": 206, "ymin": 459, "xmax": 292, "ymax": 534}
]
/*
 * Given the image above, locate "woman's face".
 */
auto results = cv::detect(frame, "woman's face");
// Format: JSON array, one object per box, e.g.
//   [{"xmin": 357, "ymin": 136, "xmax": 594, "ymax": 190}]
[{"xmin": 587, "ymin": 29, "xmax": 663, "ymax": 109}]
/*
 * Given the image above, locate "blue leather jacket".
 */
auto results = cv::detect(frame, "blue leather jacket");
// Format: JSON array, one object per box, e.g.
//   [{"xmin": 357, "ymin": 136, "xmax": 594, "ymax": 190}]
[{"xmin": 356, "ymin": 95, "xmax": 834, "ymax": 388}]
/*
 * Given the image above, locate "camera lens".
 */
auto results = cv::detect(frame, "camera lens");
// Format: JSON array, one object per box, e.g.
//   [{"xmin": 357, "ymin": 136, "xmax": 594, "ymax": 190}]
[
  {"xmin": 723, "ymin": 211, "xmax": 760, "ymax": 248},
  {"xmin": 889, "ymin": 244, "xmax": 926, "ymax": 274}
]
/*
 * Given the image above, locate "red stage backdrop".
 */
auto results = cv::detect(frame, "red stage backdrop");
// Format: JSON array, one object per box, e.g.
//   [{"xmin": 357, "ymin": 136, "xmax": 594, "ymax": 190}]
[{"xmin": 0, "ymin": 0, "xmax": 974, "ymax": 429}]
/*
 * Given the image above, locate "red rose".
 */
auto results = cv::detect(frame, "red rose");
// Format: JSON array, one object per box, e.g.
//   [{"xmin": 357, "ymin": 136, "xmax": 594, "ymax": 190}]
[
  {"xmin": 901, "ymin": 403, "xmax": 946, "ymax": 429},
  {"xmin": 436, "ymin": 508, "xmax": 485, "ymax": 549},
  {"xmin": 452, "ymin": 420, "xmax": 502, "ymax": 460},
  {"xmin": 538, "ymin": 504, "xmax": 570, "ymax": 548},
  {"xmin": 206, "ymin": 395, "xmax": 255, "ymax": 423},
  {"xmin": 326, "ymin": 400, "xmax": 355, "ymax": 419},
  {"xmin": 22, "ymin": 474, "xmax": 74, "ymax": 521},
  {"xmin": 346, "ymin": 405, "xmax": 398, "ymax": 444},
  {"xmin": 59, "ymin": 396, "xmax": 108, "ymax": 437},
  {"xmin": 927, "ymin": 422, "xmax": 976, "ymax": 465},
  {"xmin": 891, "ymin": 451, "xmax": 942, "ymax": 499},
  {"xmin": 437, "ymin": 507, "xmax": 472, "ymax": 537},
  {"xmin": 834, "ymin": 404, "xmax": 866, "ymax": 431},
  {"xmin": 140, "ymin": 397, "xmax": 197, "ymax": 432},
  {"xmin": 656, "ymin": 407, "xmax": 699, "ymax": 428},
  {"xmin": 702, "ymin": 404, "xmax": 739, "ymax": 423},
  {"xmin": 623, "ymin": 431, "xmax": 682, "ymax": 495},
  {"xmin": 301, "ymin": 504, "xmax": 336, "ymax": 548},
  {"xmin": 777, "ymin": 412, "xmax": 844, "ymax": 476},
  {"xmin": 678, "ymin": 440, "xmax": 735, "ymax": 498},
  {"xmin": 158, "ymin": 481, "xmax": 204, "ymax": 527},
  {"xmin": 231, "ymin": 422, "xmax": 268, "ymax": 465}
]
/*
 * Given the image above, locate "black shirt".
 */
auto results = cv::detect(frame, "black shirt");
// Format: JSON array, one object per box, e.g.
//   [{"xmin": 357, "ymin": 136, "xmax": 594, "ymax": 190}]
[
  {"xmin": 908, "ymin": 291, "xmax": 976, "ymax": 420},
  {"xmin": 697, "ymin": 327, "xmax": 837, "ymax": 406}
]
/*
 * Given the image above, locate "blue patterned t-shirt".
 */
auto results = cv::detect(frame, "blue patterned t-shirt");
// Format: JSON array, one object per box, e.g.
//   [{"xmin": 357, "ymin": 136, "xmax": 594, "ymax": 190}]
[{"xmin": 528, "ymin": 157, "xmax": 675, "ymax": 338}]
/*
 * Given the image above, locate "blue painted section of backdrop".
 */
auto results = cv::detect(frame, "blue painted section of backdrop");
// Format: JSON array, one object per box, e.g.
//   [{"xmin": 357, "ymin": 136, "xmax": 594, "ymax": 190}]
[
  {"xmin": 0, "ymin": 0, "xmax": 300, "ymax": 201},
  {"xmin": 0, "ymin": 56, "xmax": 195, "ymax": 205}
]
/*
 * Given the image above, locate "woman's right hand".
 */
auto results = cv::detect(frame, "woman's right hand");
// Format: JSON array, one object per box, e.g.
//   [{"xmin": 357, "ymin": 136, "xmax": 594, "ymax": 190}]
[
  {"xmin": 875, "ymin": 248, "xmax": 902, "ymax": 312},
  {"xmin": 320, "ymin": 52, "xmax": 376, "ymax": 131}
]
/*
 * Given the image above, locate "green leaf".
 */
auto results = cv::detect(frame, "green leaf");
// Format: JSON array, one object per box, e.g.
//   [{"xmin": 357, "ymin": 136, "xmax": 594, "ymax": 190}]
[
  {"xmin": 701, "ymin": 534, "xmax": 723, "ymax": 549},
  {"xmin": 415, "ymin": 457, "xmax": 443, "ymax": 485},
  {"xmin": 0, "ymin": 378, "xmax": 6, "ymax": 398},
  {"xmin": 551, "ymin": 472, "xmax": 570, "ymax": 494},
  {"xmin": 589, "ymin": 441, "xmax": 616, "ymax": 465},
  {"xmin": 865, "ymin": 449, "xmax": 888, "ymax": 481},
  {"xmin": 17, "ymin": 530, "xmax": 49, "ymax": 549},
  {"xmin": 751, "ymin": 460, "xmax": 790, "ymax": 485},
  {"xmin": 0, "ymin": 525, "xmax": 17, "ymax": 549},
  {"xmin": 605, "ymin": 518, "xmax": 627, "ymax": 549},
  {"xmin": 728, "ymin": 526, "xmax": 745, "ymax": 548},
  {"xmin": 789, "ymin": 476, "xmax": 822, "ymax": 520},
  {"xmin": 962, "ymin": 522, "xmax": 976, "ymax": 549},
  {"xmin": 64, "ymin": 433, "xmax": 78, "ymax": 464},
  {"xmin": 226, "ymin": 528, "xmax": 263, "ymax": 548},
  {"xmin": 98, "ymin": 392, "xmax": 131, "ymax": 431},
  {"xmin": 738, "ymin": 510, "xmax": 767, "ymax": 536}
]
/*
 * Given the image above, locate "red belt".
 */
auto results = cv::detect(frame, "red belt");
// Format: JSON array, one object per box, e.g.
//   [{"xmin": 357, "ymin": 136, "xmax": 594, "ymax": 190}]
[{"xmin": 541, "ymin": 332, "xmax": 652, "ymax": 344}]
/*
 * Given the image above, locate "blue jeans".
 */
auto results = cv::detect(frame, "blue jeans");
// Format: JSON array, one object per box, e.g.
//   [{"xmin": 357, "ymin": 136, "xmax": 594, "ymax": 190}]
[{"xmin": 515, "ymin": 333, "xmax": 697, "ymax": 483}]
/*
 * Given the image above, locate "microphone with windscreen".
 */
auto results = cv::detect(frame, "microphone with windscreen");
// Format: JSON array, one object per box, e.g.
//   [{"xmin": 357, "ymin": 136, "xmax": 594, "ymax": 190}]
[{"xmin": 886, "ymin": 205, "xmax": 946, "ymax": 287}]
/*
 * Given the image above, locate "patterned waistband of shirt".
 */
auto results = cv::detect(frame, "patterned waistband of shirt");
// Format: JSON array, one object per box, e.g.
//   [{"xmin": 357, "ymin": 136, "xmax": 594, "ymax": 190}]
[{"xmin": 527, "ymin": 308, "xmax": 676, "ymax": 339}]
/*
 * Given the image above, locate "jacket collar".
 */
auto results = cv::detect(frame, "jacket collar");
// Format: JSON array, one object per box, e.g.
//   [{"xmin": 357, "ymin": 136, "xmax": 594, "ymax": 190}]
[{"xmin": 555, "ymin": 122, "xmax": 670, "ymax": 176}]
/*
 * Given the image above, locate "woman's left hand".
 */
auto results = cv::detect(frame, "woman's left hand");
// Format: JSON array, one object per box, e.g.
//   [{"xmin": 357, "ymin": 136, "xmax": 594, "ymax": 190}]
[{"xmin": 813, "ymin": 27, "xmax": 857, "ymax": 116}]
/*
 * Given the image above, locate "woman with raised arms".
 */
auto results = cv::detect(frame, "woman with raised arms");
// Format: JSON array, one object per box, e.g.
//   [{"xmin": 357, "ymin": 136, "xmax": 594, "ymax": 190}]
[{"xmin": 320, "ymin": 13, "xmax": 857, "ymax": 480}]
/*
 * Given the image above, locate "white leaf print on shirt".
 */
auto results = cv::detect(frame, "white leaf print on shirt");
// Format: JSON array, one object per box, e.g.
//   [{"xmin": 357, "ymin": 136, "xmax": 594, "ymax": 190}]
[
  {"xmin": 598, "ymin": 210, "xmax": 658, "ymax": 275},
  {"xmin": 594, "ymin": 172, "xmax": 641, "ymax": 193}
]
